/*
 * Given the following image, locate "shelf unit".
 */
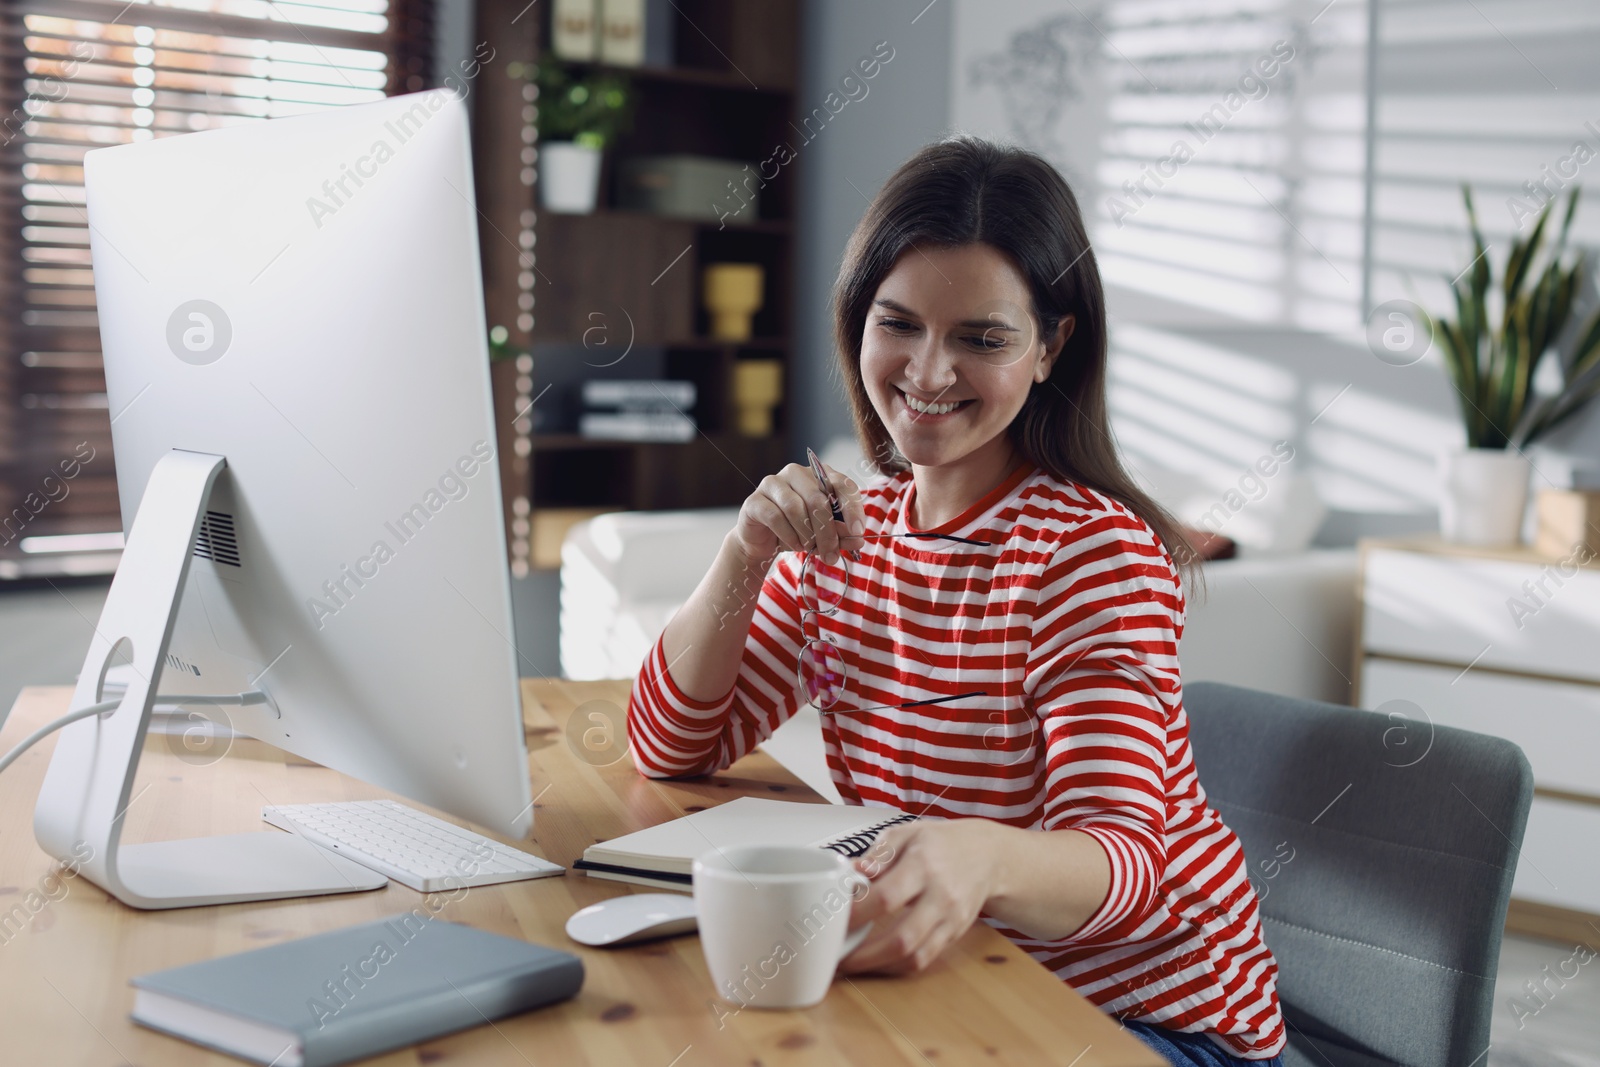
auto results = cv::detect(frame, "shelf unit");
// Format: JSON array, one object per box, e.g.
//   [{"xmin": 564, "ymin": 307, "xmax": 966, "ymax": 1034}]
[{"xmin": 522, "ymin": 1, "xmax": 801, "ymax": 562}]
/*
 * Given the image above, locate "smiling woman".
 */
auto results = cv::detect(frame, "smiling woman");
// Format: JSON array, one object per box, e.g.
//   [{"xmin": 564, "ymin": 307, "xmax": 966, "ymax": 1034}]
[
  {"xmin": 627, "ymin": 137, "xmax": 1286, "ymax": 1065},
  {"xmin": 831, "ymin": 138, "xmax": 1189, "ymax": 555}
]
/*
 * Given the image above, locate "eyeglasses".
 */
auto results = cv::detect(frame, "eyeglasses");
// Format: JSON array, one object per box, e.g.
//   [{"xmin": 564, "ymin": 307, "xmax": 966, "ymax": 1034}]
[{"xmin": 798, "ymin": 532, "xmax": 996, "ymax": 715}]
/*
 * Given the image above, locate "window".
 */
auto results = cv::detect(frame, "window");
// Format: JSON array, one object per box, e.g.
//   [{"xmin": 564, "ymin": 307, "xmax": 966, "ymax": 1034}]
[
  {"xmin": 1368, "ymin": 0, "xmax": 1600, "ymax": 317},
  {"xmin": 951, "ymin": 0, "xmax": 1600, "ymax": 529},
  {"xmin": 0, "ymin": 0, "xmax": 433, "ymax": 577},
  {"xmin": 954, "ymin": 0, "xmax": 1370, "ymax": 330}
]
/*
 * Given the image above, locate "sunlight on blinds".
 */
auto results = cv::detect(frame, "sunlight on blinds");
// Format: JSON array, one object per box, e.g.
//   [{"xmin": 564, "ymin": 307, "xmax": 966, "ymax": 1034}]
[
  {"xmin": 15, "ymin": 4, "xmax": 390, "ymax": 331},
  {"xmin": 1108, "ymin": 322, "xmax": 1298, "ymax": 481},
  {"xmin": 1106, "ymin": 322, "xmax": 1457, "ymax": 525},
  {"xmin": 951, "ymin": 0, "xmax": 1600, "ymax": 530},
  {"xmin": 138, "ymin": 0, "xmax": 389, "ymax": 35},
  {"xmin": 0, "ymin": 0, "xmax": 402, "ymax": 568},
  {"xmin": 1093, "ymin": 0, "xmax": 1367, "ymax": 330},
  {"xmin": 954, "ymin": 0, "xmax": 1370, "ymax": 330},
  {"xmin": 1367, "ymin": 0, "xmax": 1600, "ymax": 316}
]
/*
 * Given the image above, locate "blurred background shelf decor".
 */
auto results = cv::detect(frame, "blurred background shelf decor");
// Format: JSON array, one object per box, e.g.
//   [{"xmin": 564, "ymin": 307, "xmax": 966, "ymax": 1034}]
[{"xmin": 516, "ymin": 0, "xmax": 800, "ymax": 567}]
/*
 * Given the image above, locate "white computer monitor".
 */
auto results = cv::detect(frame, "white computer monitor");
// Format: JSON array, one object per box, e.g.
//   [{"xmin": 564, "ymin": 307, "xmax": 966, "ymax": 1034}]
[{"xmin": 32, "ymin": 90, "xmax": 534, "ymax": 909}]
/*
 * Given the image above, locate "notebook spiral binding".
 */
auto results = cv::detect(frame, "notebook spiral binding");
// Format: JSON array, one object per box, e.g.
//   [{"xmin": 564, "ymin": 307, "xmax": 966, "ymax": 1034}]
[{"xmin": 821, "ymin": 812, "xmax": 918, "ymax": 858}]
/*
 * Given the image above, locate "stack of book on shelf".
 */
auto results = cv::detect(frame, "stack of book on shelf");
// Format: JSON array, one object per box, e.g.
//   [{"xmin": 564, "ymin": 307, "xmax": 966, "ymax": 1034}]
[{"xmin": 578, "ymin": 380, "xmax": 696, "ymax": 442}]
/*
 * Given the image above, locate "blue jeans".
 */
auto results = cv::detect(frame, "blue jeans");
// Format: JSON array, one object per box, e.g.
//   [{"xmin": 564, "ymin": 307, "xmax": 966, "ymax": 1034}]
[{"xmin": 1124, "ymin": 1021, "xmax": 1284, "ymax": 1067}]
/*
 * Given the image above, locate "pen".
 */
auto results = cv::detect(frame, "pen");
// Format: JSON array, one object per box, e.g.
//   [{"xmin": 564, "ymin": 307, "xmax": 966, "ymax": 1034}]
[{"xmin": 806, "ymin": 446, "xmax": 860, "ymax": 561}]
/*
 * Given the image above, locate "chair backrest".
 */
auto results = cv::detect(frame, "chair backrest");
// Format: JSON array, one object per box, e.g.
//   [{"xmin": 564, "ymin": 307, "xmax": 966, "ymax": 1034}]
[{"xmin": 1183, "ymin": 682, "xmax": 1532, "ymax": 1067}]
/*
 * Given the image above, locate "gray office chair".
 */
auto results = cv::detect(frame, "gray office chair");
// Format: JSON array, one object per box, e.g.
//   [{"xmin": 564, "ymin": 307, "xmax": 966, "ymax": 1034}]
[{"xmin": 1184, "ymin": 682, "xmax": 1533, "ymax": 1067}]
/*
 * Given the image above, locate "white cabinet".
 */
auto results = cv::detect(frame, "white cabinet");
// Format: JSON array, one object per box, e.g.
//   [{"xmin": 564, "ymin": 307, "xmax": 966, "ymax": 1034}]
[
  {"xmin": 1359, "ymin": 540, "xmax": 1600, "ymax": 932},
  {"xmin": 1513, "ymin": 796, "xmax": 1600, "ymax": 915},
  {"xmin": 1361, "ymin": 659, "xmax": 1600, "ymax": 798},
  {"xmin": 1363, "ymin": 549, "xmax": 1600, "ymax": 683}
]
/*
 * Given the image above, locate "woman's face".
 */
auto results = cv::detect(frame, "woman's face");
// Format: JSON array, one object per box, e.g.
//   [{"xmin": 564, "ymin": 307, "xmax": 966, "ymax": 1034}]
[{"xmin": 860, "ymin": 243, "xmax": 1070, "ymax": 470}]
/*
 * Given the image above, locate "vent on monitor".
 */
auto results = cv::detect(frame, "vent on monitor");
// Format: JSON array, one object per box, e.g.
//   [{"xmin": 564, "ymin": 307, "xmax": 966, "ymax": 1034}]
[{"xmin": 193, "ymin": 510, "xmax": 241, "ymax": 567}]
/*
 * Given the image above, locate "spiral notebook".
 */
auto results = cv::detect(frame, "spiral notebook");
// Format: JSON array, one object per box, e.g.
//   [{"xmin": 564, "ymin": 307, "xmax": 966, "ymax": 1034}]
[{"xmin": 574, "ymin": 798, "xmax": 916, "ymax": 891}]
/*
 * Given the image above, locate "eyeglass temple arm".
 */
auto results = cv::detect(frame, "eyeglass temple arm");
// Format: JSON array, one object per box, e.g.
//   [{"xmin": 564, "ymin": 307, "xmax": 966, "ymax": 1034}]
[
  {"xmin": 853, "ymin": 532, "xmax": 996, "ymax": 546},
  {"xmin": 822, "ymin": 689, "xmax": 990, "ymax": 715}
]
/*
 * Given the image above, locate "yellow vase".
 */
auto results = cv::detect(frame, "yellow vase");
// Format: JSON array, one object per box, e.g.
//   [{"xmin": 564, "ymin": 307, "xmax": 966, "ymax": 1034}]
[
  {"xmin": 703, "ymin": 263, "xmax": 765, "ymax": 341},
  {"xmin": 732, "ymin": 360, "xmax": 783, "ymax": 437}
]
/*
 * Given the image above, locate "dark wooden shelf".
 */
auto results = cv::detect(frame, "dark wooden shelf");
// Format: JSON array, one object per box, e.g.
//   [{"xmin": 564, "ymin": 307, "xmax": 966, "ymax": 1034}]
[
  {"xmin": 663, "ymin": 336, "xmax": 789, "ymax": 351},
  {"xmin": 523, "ymin": 0, "xmax": 799, "ymax": 516},
  {"xmin": 556, "ymin": 206, "xmax": 790, "ymax": 234},
  {"xmin": 558, "ymin": 61, "xmax": 794, "ymax": 96},
  {"xmin": 528, "ymin": 336, "xmax": 787, "ymax": 352},
  {"xmin": 535, "ymin": 434, "xmax": 638, "ymax": 451},
  {"xmin": 534, "ymin": 431, "xmax": 777, "ymax": 451},
  {"xmin": 696, "ymin": 215, "xmax": 790, "ymax": 235}
]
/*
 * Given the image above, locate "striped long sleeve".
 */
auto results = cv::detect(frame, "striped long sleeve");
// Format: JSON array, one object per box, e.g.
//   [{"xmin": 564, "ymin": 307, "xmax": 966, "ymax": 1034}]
[
  {"xmin": 1025, "ymin": 507, "xmax": 1182, "ymax": 943},
  {"xmin": 625, "ymin": 463, "xmax": 1286, "ymax": 1059},
  {"xmin": 627, "ymin": 553, "xmax": 808, "ymax": 778}
]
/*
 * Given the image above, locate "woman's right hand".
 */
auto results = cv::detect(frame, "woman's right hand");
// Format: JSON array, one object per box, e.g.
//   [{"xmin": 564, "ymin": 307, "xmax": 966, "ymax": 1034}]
[{"xmin": 732, "ymin": 460, "xmax": 866, "ymax": 565}]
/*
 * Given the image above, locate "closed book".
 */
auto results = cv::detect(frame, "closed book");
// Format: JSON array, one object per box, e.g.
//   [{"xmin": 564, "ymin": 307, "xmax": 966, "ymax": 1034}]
[
  {"xmin": 579, "ymin": 411, "xmax": 695, "ymax": 442},
  {"xmin": 551, "ymin": 0, "xmax": 597, "ymax": 60},
  {"xmin": 582, "ymin": 379, "xmax": 695, "ymax": 409},
  {"xmin": 597, "ymin": 401, "xmax": 688, "ymax": 416},
  {"xmin": 575, "ymin": 797, "xmax": 915, "ymax": 888},
  {"xmin": 131, "ymin": 914, "xmax": 583, "ymax": 1067},
  {"xmin": 599, "ymin": 0, "xmax": 645, "ymax": 66}
]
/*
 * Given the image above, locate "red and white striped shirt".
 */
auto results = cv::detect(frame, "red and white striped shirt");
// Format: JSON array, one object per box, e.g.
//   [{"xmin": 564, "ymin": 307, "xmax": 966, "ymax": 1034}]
[{"xmin": 627, "ymin": 462, "xmax": 1286, "ymax": 1059}]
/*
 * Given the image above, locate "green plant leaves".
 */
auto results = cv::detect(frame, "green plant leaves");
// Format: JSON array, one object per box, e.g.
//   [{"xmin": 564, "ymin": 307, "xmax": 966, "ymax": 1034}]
[
  {"xmin": 533, "ymin": 63, "xmax": 634, "ymax": 148},
  {"xmin": 1431, "ymin": 184, "xmax": 1600, "ymax": 449},
  {"xmin": 1503, "ymin": 195, "xmax": 1549, "ymax": 308}
]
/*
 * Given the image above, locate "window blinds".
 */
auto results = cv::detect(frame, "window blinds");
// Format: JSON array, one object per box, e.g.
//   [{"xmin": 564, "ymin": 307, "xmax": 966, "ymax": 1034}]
[{"xmin": 0, "ymin": 0, "xmax": 432, "ymax": 576}]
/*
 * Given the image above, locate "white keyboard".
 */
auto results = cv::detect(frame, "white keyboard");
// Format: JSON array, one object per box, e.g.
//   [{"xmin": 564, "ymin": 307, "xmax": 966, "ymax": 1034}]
[{"xmin": 262, "ymin": 799, "xmax": 564, "ymax": 893}]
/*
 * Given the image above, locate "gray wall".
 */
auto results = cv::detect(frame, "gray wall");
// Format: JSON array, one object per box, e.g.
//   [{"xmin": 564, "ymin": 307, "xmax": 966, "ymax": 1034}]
[
  {"xmin": 791, "ymin": 0, "xmax": 953, "ymax": 453},
  {"xmin": 434, "ymin": 0, "xmax": 475, "ymax": 88},
  {"xmin": 0, "ymin": 582, "xmax": 109, "ymax": 733}
]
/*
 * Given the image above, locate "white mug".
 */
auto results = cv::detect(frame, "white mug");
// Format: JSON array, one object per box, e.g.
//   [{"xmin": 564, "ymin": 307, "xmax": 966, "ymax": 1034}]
[{"xmin": 692, "ymin": 844, "xmax": 871, "ymax": 1009}]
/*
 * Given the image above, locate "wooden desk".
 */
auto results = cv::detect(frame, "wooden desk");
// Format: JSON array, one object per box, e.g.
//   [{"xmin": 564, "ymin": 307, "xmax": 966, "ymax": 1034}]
[{"xmin": 0, "ymin": 680, "xmax": 1160, "ymax": 1067}]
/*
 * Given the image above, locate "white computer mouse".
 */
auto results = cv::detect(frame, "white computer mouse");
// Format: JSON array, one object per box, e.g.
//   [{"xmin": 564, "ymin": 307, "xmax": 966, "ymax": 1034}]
[{"xmin": 565, "ymin": 892, "xmax": 699, "ymax": 947}]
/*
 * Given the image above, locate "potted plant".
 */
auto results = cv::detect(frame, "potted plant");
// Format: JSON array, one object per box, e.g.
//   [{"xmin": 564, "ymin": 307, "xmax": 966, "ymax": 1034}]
[
  {"xmin": 534, "ymin": 63, "xmax": 633, "ymax": 214},
  {"xmin": 1428, "ymin": 185, "xmax": 1600, "ymax": 545}
]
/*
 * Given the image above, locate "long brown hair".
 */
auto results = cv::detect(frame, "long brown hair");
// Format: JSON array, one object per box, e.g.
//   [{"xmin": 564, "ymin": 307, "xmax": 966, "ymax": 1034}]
[{"xmin": 831, "ymin": 136, "xmax": 1195, "ymax": 584}]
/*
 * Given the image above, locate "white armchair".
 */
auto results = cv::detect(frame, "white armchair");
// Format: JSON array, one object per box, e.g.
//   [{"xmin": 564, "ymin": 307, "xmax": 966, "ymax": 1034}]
[
  {"xmin": 559, "ymin": 507, "xmax": 739, "ymax": 682},
  {"xmin": 560, "ymin": 506, "xmax": 840, "ymax": 800},
  {"xmin": 1181, "ymin": 549, "xmax": 1357, "ymax": 705}
]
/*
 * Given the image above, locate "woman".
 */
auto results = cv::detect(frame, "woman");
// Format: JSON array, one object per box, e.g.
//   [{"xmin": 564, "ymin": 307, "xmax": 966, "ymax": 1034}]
[{"xmin": 626, "ymin": 137, "xmax": 1286, "ymax": 1065}]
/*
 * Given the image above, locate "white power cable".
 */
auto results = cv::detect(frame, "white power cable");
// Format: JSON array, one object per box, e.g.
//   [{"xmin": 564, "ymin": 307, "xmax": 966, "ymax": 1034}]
[
  {"xmin": 0, "ymin": 700, "xmax": 120, "ymax": 775},
  {"xmin": 0, "ymin": 690, "xmax": 268, "ymax": 776}
]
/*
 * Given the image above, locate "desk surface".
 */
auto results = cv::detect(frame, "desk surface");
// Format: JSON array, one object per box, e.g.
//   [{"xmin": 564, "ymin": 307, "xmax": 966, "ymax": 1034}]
[{"xmin": 0, "ymin": 680, "xmax": 1160, "ymax": 1067}]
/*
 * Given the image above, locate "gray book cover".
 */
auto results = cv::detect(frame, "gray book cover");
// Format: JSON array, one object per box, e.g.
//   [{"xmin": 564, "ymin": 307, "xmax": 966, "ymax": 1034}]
[{"xmin": 131, "ymin": 913, "xmax": 584, "ymax": 1067}]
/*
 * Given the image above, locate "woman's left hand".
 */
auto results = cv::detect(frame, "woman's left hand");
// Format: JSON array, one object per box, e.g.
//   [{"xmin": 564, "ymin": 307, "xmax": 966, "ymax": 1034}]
[{"xmin": 838, "ymin": 819, "xmax": 1000, "ymax": 975}]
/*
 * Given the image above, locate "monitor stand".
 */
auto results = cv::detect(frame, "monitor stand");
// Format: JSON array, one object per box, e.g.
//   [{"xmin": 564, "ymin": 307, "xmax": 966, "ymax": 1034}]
[{"xmin": 32, "ymin": 449, "xmax": 387, "ymax": 909}]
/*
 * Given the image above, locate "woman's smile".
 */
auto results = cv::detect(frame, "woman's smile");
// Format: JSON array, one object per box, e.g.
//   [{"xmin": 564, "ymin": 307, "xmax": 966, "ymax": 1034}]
[
  {"xmin": 896, "ymin": 386, "xmax": 975, "ymax": 420},
  {"xmin": 859, "ymin": 244, "xmax": 1059, "ymax": 486}
]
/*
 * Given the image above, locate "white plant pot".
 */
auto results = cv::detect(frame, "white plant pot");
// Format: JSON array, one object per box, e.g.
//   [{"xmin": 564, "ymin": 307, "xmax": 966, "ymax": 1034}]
[
  {"xmin": 1439, "ymin": 447, "xmax": 1530, "ymax": 546},
  {"xmin": 539, "ymin": 142, "xmax": 602, "ymax": 214}
]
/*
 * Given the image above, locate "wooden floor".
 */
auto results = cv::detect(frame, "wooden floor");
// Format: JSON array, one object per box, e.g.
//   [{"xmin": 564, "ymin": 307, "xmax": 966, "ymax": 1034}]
[{"xmin": 1489, "ymin": 933, "xmax": 1600, "ymax": 1067}]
